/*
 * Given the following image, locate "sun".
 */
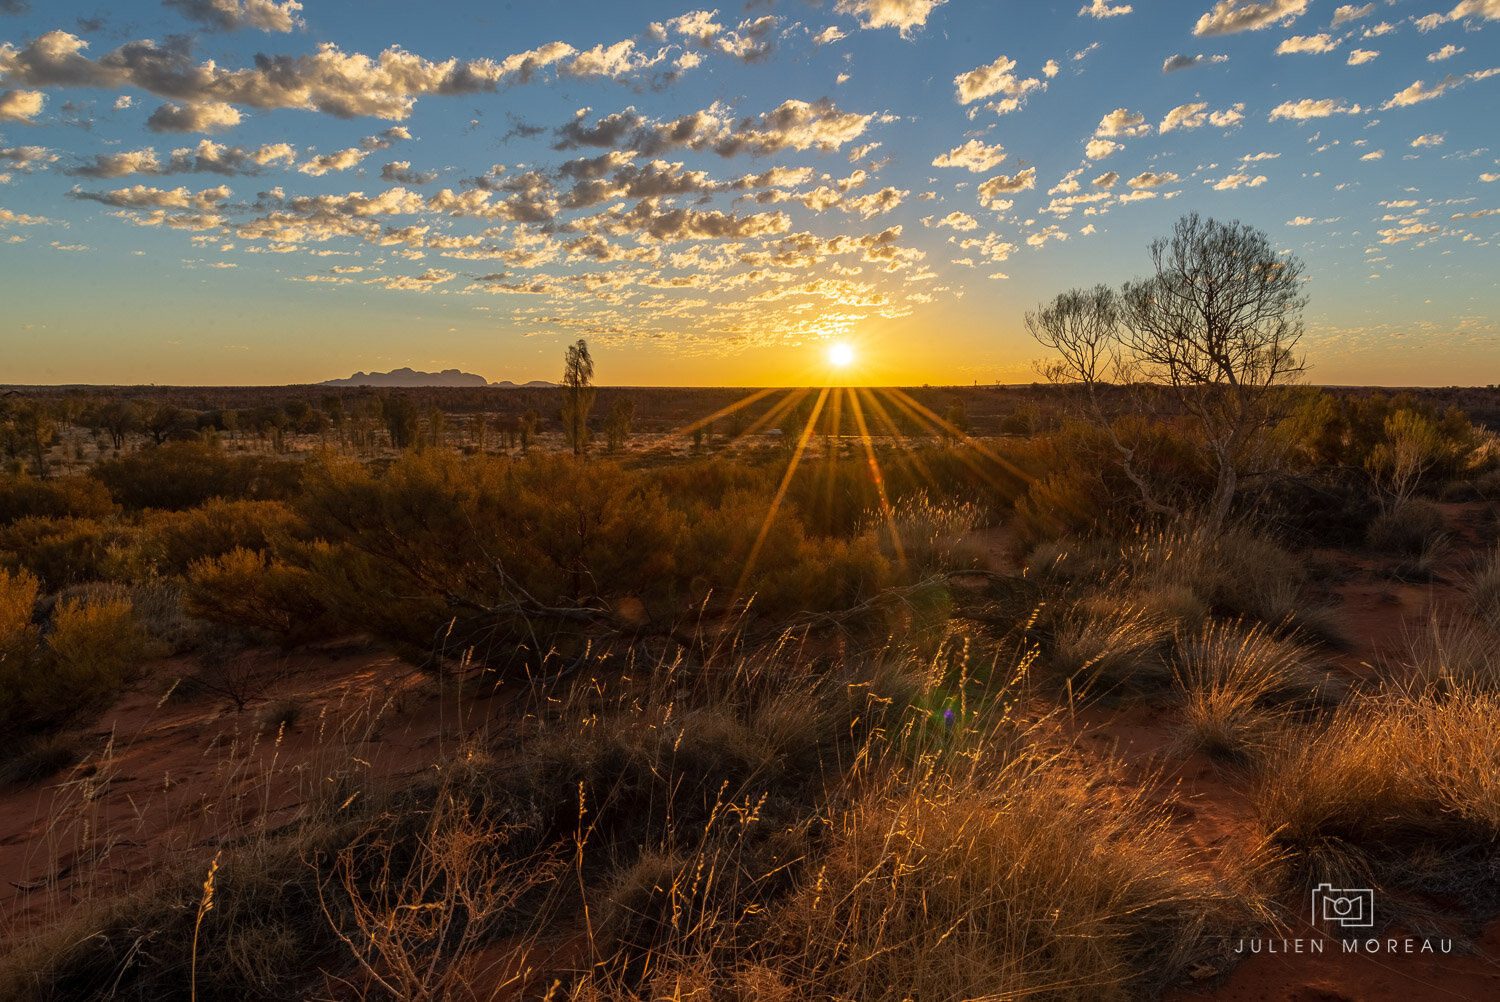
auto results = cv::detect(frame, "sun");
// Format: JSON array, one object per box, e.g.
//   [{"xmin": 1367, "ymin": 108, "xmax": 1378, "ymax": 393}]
[{"xmin": 827, "ymin": 341, "xmax": 855, "ymax": 368}]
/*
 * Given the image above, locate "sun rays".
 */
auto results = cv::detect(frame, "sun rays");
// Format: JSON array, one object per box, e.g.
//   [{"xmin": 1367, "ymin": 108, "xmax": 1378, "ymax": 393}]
[{"xmin": 674, "ymin": 383, "xmax": 1039, "ymax": 614}]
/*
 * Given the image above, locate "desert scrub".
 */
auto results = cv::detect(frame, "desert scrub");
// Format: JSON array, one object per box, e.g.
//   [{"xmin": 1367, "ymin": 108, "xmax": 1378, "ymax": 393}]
[
  {"xmin": 871, "ymin": 490, "xmax": 985, "ymax": 574},
  {"xmin": 1461, "ymin": 544, "xmax": 1500, "ymax": 631},
  {"xmin": 1173, "ymin": 622, "xmax": 1333, "ymax": 764},
  {"xmin": 1256, "ymin": 686, "xmax": 1500, "ymax": 906}
]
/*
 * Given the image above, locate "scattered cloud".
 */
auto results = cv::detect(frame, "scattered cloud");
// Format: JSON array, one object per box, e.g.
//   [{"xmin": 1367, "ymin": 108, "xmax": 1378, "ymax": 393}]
[
  {"xmin": 146, "ymin": 101, "xmax": 244, "ymax": 133},
  {"xmin": 834, "ymin": 0, "xmax": 947, "ymax": 37},
  {"xmin": 928, "ymin": 210, "xmax": 978, "ymax": 230},
  {"xmin": 1330, "ymin": 3, "xmax": 1374, "ymax": 27},
  {"xmin": 1090, "ymin": 170, "xmax": 1119, "ymax": 188},
  {"xmin": 298, "ymin": 147, "xmax": 369, "ymax": 176},
  {"xmin": 1208, "ymin": 170, "xmax": 1268, "ymax": 189},
  {"xmin": 1360, "ymin": 149, "xmax": 1384, "ymax": 160},
  {"xmin": 1427, "ymin": 45, "xmax": 1465, "ymax": 62},
  {"xmin": 1411, "ymin": 133, "xmax": 1444, "ymax": 147},
  {"xmin": 953, "ymin": 55, "xmax": 1044, "ymax": 112},
  {"xmin": 1269, "ymin": 97, "xmax": 1363, "ymax": 120},
  {"xmin": 977, "ymin": 167, "xmax": 1036, "ymax": 206},
  {"xmin": 1347, "ymin": 49, "xmax": 1379, "ymax": 65},
  {"xmin": 1095, "ymin": 107, "xmax": 1150, "ymax": 137},
  {"xmin": 162, "ymin": 0, "xmax": 305, "ymax": 33},
  {"xmin": 0, "ymin": 88, "xmax": 44, "ymax": 123},
  {"xmin": 1276, "ymin": 34, "xmax": 1339, "ymax": 54},
  {"xmin": 1026, "ymin": 224, "xmax": 1068, "ymax": 247},
  {"xmin": 1127, "ymin": 171, "xmax": 1180, "ymax": 187},
  {"xmin": 1194, "ymin": 0, "xmax": 1310, "ymax": 37},
  {"xmin": 931, "ymin": 139, "xmax": 1007, "ymax": 172},
  {"xmin": 1085, "ymin": 138, "xmax": 1122, "ymax": 159},
  {"xmin": 1382, "ymin": 69, "xmax": 1500, "ymax": 109},
  {"xmin": 1079, "ymin": 0, "xmax": 1132, "ymax": 18},
  {"xmin": 1162, "ymin": 52, "xmax": 1228, "ymax": 72}
]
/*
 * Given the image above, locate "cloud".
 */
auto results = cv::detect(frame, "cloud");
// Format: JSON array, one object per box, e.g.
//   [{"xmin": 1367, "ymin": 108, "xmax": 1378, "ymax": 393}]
[
  {"xmin": 1287, "ymin": 215, "xmax": 1315, "ymax": 225},
  {"xmin": 1162, "ymin": 52, "xmax": 1228, "ymax": 72},
  {"xmin": 146, "ymin": 101, "xmax": 243, "ymax": 133},
  {"xmin": 714, "ymin": 99, "xmax": 880, "ymax": 157},
  {"xmin": 977, "ymin": 167, "xmax": 1036, "ymax": 206},
  {"xmin": 1362, "ymin": 21, "xmax": 1396, "ymax": 36},
  {"xmin": 1330, "ymin": 3, "xmax": 1374, "ymax": 26},
  {"xmin": 1377, "ymin": 222, "xmax": 1442, "ymax": 243},
  {"xmin": 1091, "ymin": 171, "xmax": 1119, "ymax": 188},
  {"xmin": 1085, "ymin": 138, "xmax": 1122, "ymax": 159},
  {"xmin": 1276, "ymin": 33, "xmax": 1339, "ymax": 54},
  {"xmin": 68, "ymin": 182, "xmax": 232, "ymax": 211},
  {"xmin": 162, "ymin": 0, "xmax": 305, "ymax": 33},
  {"xmin": 1194, "ymin": 0, "xmax": 1309, "ymax": 36},
  {"xmin": 1411, "ymin": 133, "xmax": 1445, "ymax": 147},
  {"xmin": 1026, "ymin": 224, "xmax": 1068, "ymax": 248},
  {"xmin": 381, "ymin": 160, "xmax": 438, "ymax": 185},
  {"xmin": 361, "ymin": 126, "xmax": 411, "ymax": 150},
  {"xmin": 931, "ymin": 138, "xmax": 1006, "ymax": 172},
  {"xmin": 1160, "ymin": 102, "xmax": 1207, "ymax": 132},
  {"xmin": 1127, "ymin": 171, "xmax": 1179, "ymax": 187},
  {"xmin": 1428, "ymin": 45, "xmax": 1465, "ymax": 62},
  {"xmin": 834, "ymin": 0, "xmax": 947, "ymax": 37},
  {"xmin": 1095, "ymin": 107, "xmax": 1150, "ymax": 137},
  {"xmin": 0, "ymin": 207, "xmax": 52, "ymax": 225},
  {"xmin": 0, "ymin": 88, "xmax": 45, "ymax": 123},
  {"xmin": 1382, "ymin": 69, "xmax": 1500, "ymax": 109},
  {"xmin": 665, "ymin": 12, "xmax": 779, "ymax": 63},
  {"xmin": 1347, "ymin": 49, "xmax": 1379, "ymax": 65},
  {"xmin": 1079, "ymin": 0, "xmax": 1132, "ymax": 17},
  {"xmin": 953, "ymin": 55, "xmax": 1044, "ymax": 110},
  {"xmin": 1268, "ymin": 97, "xmax": 1362, "ymax": 120},
  {"xmin": 928, "ymin": 210, "xmax": 978, "ymax": 230},
  {"xmin": 0, "ymin": 30, "xmax": 511, "ymax": 121},
  {"xmin": 0, "ymin": 144, "xmax": 57, "ymax": 173},
  {"xmin": 1360, "ymin": 149, "xmax": 1384, "ymax": 160},
  {"xmin": 1209, "ymin": 170, "xmax": 1268, "ymax": 189},
  {"xmin": 1447, "ymin": 0, "xmax": 1500, "ymax": 21},
  {"xmin": 298, "ymin": 147, "xmax": 369, "ymax": 176},
  {"xmin": 813, "ymin": 25, "xmax": 846, "ymax": 45}
]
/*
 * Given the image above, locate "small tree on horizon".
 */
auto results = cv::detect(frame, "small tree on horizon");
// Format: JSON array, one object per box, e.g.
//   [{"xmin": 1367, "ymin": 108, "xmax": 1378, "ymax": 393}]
[
  {"xmin": 561, "ymin": 339, "xmax": 595, "ymax": 457},
  {"xmin": 1027, "ymin": 212, "xmax": 1307, "ymax": 530}
]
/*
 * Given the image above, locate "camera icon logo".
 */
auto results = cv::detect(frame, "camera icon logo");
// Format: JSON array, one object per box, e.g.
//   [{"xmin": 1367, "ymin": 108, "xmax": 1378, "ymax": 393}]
[{"xmin": 1311, "ymin": 883, "xmax": 1375, "ymax": 928}]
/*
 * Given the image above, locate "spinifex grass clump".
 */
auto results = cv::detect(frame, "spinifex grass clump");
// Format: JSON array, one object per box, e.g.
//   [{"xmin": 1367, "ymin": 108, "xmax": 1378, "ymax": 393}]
[
  {"xmin": 1256, "ymin": 686, "xmax": 1500, "ymax": 905},
  {"xmin": 1173, "ymin": 622, "xmax": 1332, "ymax": 764}
]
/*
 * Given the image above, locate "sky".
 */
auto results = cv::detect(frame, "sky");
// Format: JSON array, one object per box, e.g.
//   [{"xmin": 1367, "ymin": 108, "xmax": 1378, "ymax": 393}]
[{"xmin": 0, "ymin": 0, "xmax": 1497, "ymax": 387}]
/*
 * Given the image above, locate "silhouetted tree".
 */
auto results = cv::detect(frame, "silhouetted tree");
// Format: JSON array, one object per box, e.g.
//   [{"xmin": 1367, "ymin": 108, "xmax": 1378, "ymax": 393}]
[{"xmin": 560, "ymin": 339, "xmax": 595, "ymax": 457}]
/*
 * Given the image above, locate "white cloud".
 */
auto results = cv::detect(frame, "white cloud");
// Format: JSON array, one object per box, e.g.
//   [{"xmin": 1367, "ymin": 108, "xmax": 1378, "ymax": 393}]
[
  {"xmin": 0, "ymin": 89, "xmax": 45, "ymax": 123},
  {"xmin": 1043, "ymin": 59, "xmax": 1060, "ymax": 78},
  {"xmin": 813, "ymin": 26, "xmax": 847, "ymax": 45},
  {"xmin": 1194, "ymin": 0, "xmax": 1310, "ymax": 36},
  {"xmin": 1330, "ymin": 3, "xmax": 1374, "ymax": 26},
  {"xmin": 1428, "ymin": 45, "xmax": 1464, "ymax": 62},
  {"xmin": 1127, "ymin": 171, "xmax": 1180, "ymax": 187},
  {"xmin": 834, "ymin": 0, "xmax": 947, "ymax": 37},
  {"xmin": 1447, "ymin": 0, "xmax": 1500, "ymax": 21},
  {"xmin": 1091, "ymin": 171, "xmax": 1119, "ymax": 188},
  {"xmin": 146, "ymin": 101, "xmax": 243, "ymax": 133},
  {"xmin": 1160, "ymin": 101, "xmax": 1207, "ymax": 132},
  {"xmin": 1382, "ymin": 69, "xmax": 1500, "ymax": 109},
  {"xmin": 1268, "ymin": 97, "xmax": 1363, "ymax": 120},
  {"xmin": 1363, "ymin": 21, "xmax": 1397, "ymax": 37},
  {"xmin": 953, "ymin": 55, "xmax": 1044, "ymax": 110},
  {"xmin": 977, "ymin": 168, "xmax": 1036, "ymax": 206},
  {"xmin": 1027, "ymin": 224, "xmax": 1068, "ymax": 248},
  {"xmin": 928, "ymin": 210, "xmax": 978, "ymax": 230},
  {"xmin": 1085, "ymin": 138, "xmax": 1122, "ymax": 159},
  {"xmin": 298, "ymin": 147, "xmax": 370, "ymax": 175},
  {"xmin": 932, "ymin": 139, "xmax": 1007, "ymax": 172},
  {"xmin": 1095, "ymin": 107, "xmax": 1150, "ymax": 137},
  {"xmin": 1347, "ymin": 49, "xmax": 1379, "ymax": 65},
  {"xmin": 1411, "ymin": 133, "xmax": 1445, "ymax": 147},
  {"xmin": 1079, "ymin": 0, "xmax": 1132, "ymax": 17},
  {"xmin": 1287, "ymin": 215, "xmax": 1316, "ymax": 225},
  {"xmin": 1209, "ymin": 170, "xmax": 1268, "ymax": 189},
  {"xmin": 1276, "ymin": 33, "xmax": 1339, "ymax": 54},
  {"xmin": 1360, "ymin": 149, "xmax": 1384, "ymax": 160}
]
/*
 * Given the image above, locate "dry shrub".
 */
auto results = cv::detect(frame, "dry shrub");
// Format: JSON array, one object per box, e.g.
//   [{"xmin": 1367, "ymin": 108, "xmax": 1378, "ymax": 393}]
[
  {"xmin": 185, "ymin": 545, "xmax": 332, "ymax": 643},
  {"xmin": 0, "ymin": 475, "xmax": 117, "ymax": 525},
  {"xmin": 1364, "ymin": 498, "xmax": 1447, "ymax": 557},
  {"xmin": 1393, "ymin": 614, "xmax": 1500, "ymax": 693},
  {"xmin": 0, "ymin": 565, "xmax": 39, "ymax": 670},
  {"xmin": 145, "ymin": 498, "xmax": 307, "ymax": 576},
  {"xmin": 1173, "ymin": 622, "xmax": 1331, "ymax": 763},
  {"xmin": 0, "ymin": 515, "xmax": 145, "ymax": 589},
  {"xmin": 1256, "ymin": 687, "xmax": 1500, "ymax": 903}
]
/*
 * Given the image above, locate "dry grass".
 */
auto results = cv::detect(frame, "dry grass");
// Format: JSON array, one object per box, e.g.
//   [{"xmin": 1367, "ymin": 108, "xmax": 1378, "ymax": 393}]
[
  {"xmin": 1173, "ymin": 622, "xmax": 1331, "ymax": 764},
  {"xmin": 1256, "ymin": 686, "xmax": 1500, "ymax": 906}
]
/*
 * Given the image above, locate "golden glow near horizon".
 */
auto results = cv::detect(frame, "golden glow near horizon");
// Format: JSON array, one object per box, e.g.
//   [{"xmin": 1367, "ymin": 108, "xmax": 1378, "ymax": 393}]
[{"xmin": 828, "ymin": 342, "xmax": 855, "ymax": 369}]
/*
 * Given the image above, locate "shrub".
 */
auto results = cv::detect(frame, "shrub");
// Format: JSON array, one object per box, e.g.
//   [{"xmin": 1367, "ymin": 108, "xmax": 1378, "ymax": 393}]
[
  {"xmin": 145, "ymin": 498, "xmax": 307, "ymax": 576},
  {"xmin": 871, "ymin": 491, "xmax": 984, "ymax": 574},
  {"xmin": 92, "ymin": 441, "xmax": 302, "ymax": 510},
  {"xmin": 0, "ymin": 516, "xmax": 145, "ymax": 589},
  {"xmin": 0, "ymin": 475, "xmax": 117, "ymax": 525},
  {"xmin": 185, "ymin": 546, "xmax": 332, "ymax": 644},
  {"xmin": 1365, "ymin": 498, "xmax": 1446, "ymax": 557}
]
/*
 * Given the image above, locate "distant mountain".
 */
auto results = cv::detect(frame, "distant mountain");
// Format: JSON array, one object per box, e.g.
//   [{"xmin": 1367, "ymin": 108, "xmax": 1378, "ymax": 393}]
[{"xmin": 320, "ymin": 368, "xmax": 554, "ymax": 388}]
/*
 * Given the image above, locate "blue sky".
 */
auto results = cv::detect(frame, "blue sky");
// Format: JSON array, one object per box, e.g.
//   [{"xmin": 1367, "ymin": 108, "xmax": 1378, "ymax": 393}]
[{"xmin": 1, "ymin": 0, "xmax": 1496, "ymax": 386}]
